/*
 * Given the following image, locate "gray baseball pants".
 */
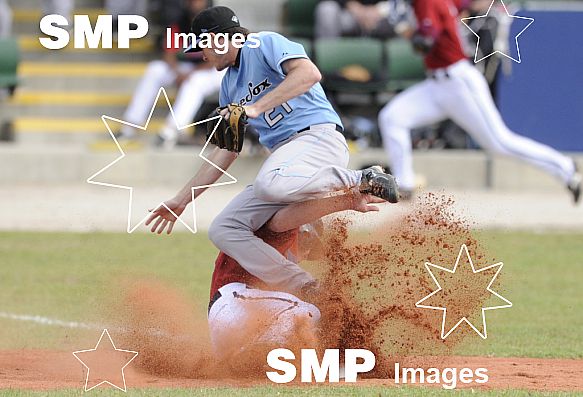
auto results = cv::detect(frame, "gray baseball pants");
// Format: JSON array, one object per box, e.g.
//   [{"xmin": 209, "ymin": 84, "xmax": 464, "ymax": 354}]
[{"xmin": 208, "ymin": 125, "xmax": 362, "ymax": 293}]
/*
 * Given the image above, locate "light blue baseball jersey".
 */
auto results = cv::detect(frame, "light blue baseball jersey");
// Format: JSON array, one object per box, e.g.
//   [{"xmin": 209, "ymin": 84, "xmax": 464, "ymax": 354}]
[{"xmin": 219, "ymin": 32, "xmax": 342, "ymax": 150}]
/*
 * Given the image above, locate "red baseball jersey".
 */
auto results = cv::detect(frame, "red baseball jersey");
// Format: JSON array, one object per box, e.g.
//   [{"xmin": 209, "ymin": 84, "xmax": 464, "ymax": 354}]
[
  {"xmin": 209, "ymin": 228, "xmax": 299, "ymax": 300},
  {"xmin": 414, "ymin": 0, "xmax": 467, "ymax": 69}
]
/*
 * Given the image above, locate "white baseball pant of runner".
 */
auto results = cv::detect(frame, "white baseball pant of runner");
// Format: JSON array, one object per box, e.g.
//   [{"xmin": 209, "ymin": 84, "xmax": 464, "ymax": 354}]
[
  {"xmin": 378, "ymin": 59, "xmax": 576, "ymax": 191},
  {"xmin": 104, "ymin": 0, "xmax": 147, "ymax": 17},
  {"xmin": 121, "ymin": 61, "xmax": 224, "ymax": 138},
  {"xmin": 0, "ymin": 0, "xmax": 12, "ymax": 38},
  {"xmin": 208, "ymin": 125, "xmax": 362, "ymax": 292},
  {"xmin": 42, "ymin": 0, "xmax": 74, "ymax": 23},
  {"xmin": 208, "ymin": 282, "xmax": 320, "ymax": 360}
]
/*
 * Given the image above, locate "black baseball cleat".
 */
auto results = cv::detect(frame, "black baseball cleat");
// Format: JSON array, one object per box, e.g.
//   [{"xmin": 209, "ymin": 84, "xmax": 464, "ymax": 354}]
[
  {"xmin": 568, "ymin": 160, "xmax": 581, "ymax": 204},
  {"xmin": 360, "ymin": 166, "xmax": 400, "ymax": 203}
]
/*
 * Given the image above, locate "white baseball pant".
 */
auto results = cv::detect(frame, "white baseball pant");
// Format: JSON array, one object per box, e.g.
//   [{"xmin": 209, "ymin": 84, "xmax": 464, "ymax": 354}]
[
  {"xmin": 208, "ymin": 282, "xmax": 320, "ymax": 360},
  {"xmin": 42, "ymin": 0, "xmax": 74, "ymax": 22},
  {"xmin": 0, "ymin": 0, "xmax": 12, "ymax": 38},
  {"xmin": 379, "ymin": 59, "xmax": 576, "ymax": 191},
  {"xmin": 121, "ymin": 61, "xmax": 224, "ymax": 138},
  {"xmin": 105, "ymin": 0, "xmax": 147, "ymax": 17},
  {"xmin": 315, "ymin": 0, "xmax": 361, "ymax": 38}
]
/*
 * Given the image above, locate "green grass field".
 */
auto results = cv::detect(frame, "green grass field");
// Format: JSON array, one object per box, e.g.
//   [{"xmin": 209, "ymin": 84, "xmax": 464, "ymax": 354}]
[{"xmin": 1, "ymin": 230, "xmax": 582, "ymax": 396}]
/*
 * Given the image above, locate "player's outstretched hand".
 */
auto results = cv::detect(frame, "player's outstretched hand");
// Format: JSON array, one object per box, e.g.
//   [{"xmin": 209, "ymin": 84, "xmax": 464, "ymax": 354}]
[
  {"xmin": 145, "ymin": 197, "xmax": 187, "ymax": 235},
  {"xmin": 352, "ymin": 191, "xmax": 386, "ymax": 213}
]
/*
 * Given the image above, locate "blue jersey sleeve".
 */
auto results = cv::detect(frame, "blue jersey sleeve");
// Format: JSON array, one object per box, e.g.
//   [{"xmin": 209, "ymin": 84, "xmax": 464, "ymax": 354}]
[{"xmin": 259, "ymin": 33, "xmax": 308, "ymax": 76}]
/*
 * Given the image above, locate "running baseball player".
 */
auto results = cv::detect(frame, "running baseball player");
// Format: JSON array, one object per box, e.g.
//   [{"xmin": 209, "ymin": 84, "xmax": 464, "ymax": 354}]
[
  {"xmin": 145, "ymin": 5, "xmax": 399, "ymax": 345},
  {"xmin": 378, "ymin": 0, "xmax": 582, "ymax": 203}
]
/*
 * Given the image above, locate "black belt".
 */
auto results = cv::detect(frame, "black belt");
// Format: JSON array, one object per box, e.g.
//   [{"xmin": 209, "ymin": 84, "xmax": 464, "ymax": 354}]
[{"xmin": 297, "ymin": 124, "xmax": 343, "ymax": 134}]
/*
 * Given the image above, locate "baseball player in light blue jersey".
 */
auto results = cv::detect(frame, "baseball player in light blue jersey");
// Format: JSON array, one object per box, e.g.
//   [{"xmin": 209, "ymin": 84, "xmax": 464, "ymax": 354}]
[
  {"xmin": 219, "ymin": 32, "xmax": 342, "ymax": 151},
  {"xmin": 146, "ymin": 7, "xmax": 399, "ymax": 350}
]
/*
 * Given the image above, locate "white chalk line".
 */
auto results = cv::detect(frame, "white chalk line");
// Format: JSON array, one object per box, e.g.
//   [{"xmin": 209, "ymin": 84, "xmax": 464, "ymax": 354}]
[
  {"xmin": 0, "ymin": 311, "xmax": 99, "ymax": 330},
  {"xmin": 0, "ymin": 311, "xmax": 192, "ymax": 341}
]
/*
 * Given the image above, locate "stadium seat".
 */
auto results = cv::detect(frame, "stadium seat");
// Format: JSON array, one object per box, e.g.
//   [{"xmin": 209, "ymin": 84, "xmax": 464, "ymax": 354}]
[
  {"xmin": 315, "ymin": 38, "xmax": 388, "ymax": 95},
  {"xmin": 386, "ymin": 38, "xmax": 425, "ymax": 91},
  {"xmin": 0, "ymin": 38, "xmax": 20, "ymax": 96},
  {"xmin": 282, "ymin": 0, "xmax": 319, "ymax": 38}
]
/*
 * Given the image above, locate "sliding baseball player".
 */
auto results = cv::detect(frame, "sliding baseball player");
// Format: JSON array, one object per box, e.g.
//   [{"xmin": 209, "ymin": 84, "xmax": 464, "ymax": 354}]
[{"xmin": 207, "ymin": 192, "xmax": 383, "ymax": 362}]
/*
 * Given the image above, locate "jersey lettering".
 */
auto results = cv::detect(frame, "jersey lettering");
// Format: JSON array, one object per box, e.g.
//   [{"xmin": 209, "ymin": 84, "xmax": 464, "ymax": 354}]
[
  {"xmin": 220, "ymin": 32, "xmax": 342, "ymax": 149},
  {"xmin": 264, "ymin": 102, "xmax": 293, "ymax": 127},
  {"xmin": 239, "ymin": 78, "xmax": 272, "ymax": 106}
]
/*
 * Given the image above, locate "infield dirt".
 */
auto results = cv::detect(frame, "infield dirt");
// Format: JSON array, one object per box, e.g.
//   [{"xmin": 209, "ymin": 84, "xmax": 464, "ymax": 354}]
[{"xmin": 1, "ymin": 350, "xmax": 582, "ymax": 391}]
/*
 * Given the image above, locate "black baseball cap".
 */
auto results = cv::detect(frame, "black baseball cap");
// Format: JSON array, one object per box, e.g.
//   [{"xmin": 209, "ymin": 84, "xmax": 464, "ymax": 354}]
[{"xmin": 184, "ymin": 6, "xmax": 241, "ymax": 53}]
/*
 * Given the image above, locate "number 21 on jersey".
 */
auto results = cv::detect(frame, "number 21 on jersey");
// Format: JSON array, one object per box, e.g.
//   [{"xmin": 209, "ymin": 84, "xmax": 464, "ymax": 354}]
[{"xmin": 264, "ymin": 102, "xmax": 293, "ymax": 127}]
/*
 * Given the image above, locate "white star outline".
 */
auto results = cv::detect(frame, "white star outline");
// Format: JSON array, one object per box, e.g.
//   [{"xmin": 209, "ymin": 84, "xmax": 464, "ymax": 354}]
[
  {"xmin": 415, "ymin": 244, "xmax": 513, "ymax": 339},
  {"xmin": 72, "ymin": 329, "xmax": 139, "ymax": 392},
  {"xmin": 461, "ymin": 0, "xmax": 535, "ymax": 64},
  {"xmin": 87, "ymin": 87, "xmax": 237, "ymax": 233}
]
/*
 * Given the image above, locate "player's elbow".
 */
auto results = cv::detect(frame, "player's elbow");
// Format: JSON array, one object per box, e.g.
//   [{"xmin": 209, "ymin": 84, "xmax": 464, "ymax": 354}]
[
  {"xmin": 305, "ymin": 62, "xmax": 322, "ymax": 86},
  {"xmin": 310, "ymin": 63, "xmax": 322, "ymax": 84},
  {"xmin": 295, "ymin": 60, "xmax": 322, "ymax": 88},
  {"xmin": 285, "ymin": 58, "xmax": 322, "ymax": 90},
  {"xmin": 298, "ymin": 64, "xmax": 322, "ymax": 94}
]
